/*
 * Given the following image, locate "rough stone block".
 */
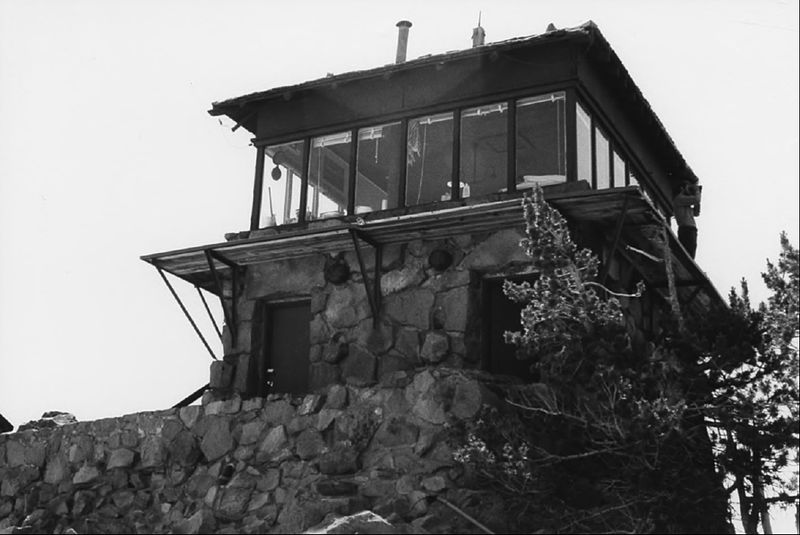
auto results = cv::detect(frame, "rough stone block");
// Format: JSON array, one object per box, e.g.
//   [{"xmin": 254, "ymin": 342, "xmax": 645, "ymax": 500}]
[
  {"xmin": 354, "ymin": 319, "xmax": 394, "ymax": 355},
  {"xmin": 316, "ymin": 409, "xmax": 340, "ymax": 432},
  {"xmin": 179, "ymin": 405, "xmax": 202, "ymax": 430},
  {"xmin": 242, "ymin": 397, "xmax": 264, "ymax": 412},
  {"xmin": 24, "ymin": 442, "xmax": 46, "ymax": 468},
  {"xmin": 257, "ymin": 425, "xmax": 288, "ymax": 460},
  {"xmin": 257, "ymin": 468, "xmax": 281, "ymax": 492},
  {"xmin": 295, "ymin": 429, "xmax": 325, "ymax": 460},
  {"xmin": 323, "ymin": 384, "xmax": 348, "ymax": 410},
  {"xmin": 385, "ymin": 289, "xmax": 434, "ymax": 330},
  {"xmin": 239, "ymin": 420, "xmax": 266, "ymax": 445},
  {"xmin": 286, "ymin": 415, "xmax": 316, "ymax": 435},
  {"xmin": 439, "ymin": 286, "xmax": 469, "ymax": 331},
  {"xmin": 394, "ymin": 328, "xmax": 420, "ymax": 360},
  {"xmin": 381, "ymin": 264, "xmax": 425, "ymax": 295},
  {"xmin": 378, "ymin": 353, "xmax": 415, "ymax": 381},
  {"xmin": 209, "ymin": 361, "xmax": 234, "ymax": 390},
  {"xmin": 297, "ymin": 394, "xmax": 324, "ymax": 416},
  {"xmin": 342, "ymin": 345, "xmax": 377, "ymax": 386},
  {"xmin": 4, "ymin": 441, "xmax": 25, "ymax": 467},
  {"xmin": 421, "ymin": 475, "xmax": 447, "ymax": 493},
  {"xmin": 460, "ymin": 228, "xmax": 527, "ymax": 270},
  {"xmin": 309, "ymin": 315, "xmax": 331, "ymax": 345},
  {"xmin": 405, "ymin": 371, "xmax": 447, "ymax": 425},
  {"xmin": 73, "ymin": 464, "xmax": 100, "ymax": 486},
  {"xmin": 206, "ymin": 395, "xmax": 242, "ymax": 416},
  {"xmin": 232, "ymin": 354, "xmax": 253, "ymax": 395},
  {"xmin": 261, "ymin": 399, "xmax": 295, "ymax": 425},
  {"xmin": 450, "ymin": 379, "xmax": 483, "ymax": 420},
  {"xmin": 322, "ymin": 336, "xmax": 348, "ymax": 364},
  {"xmin": 170, "ymin": 431, "xmax": 200, "ymax": 466},
  {"xmin": 43, "ymin": 456, "xmax": 67, "ymax": 485},
  {"xmin": 162, "ymin": 419, "xmax": 184, "ymax": 441},
  {"xmin": 396, "ymin": 474, "xmax": 417, "ymax": 495},
  {"xmin": 247, "ymin": 491, "xmax": 271, "ymax": 513},
  {"xmin": 324, "ymin": 286, "xmax": 363, "ymax": 329},
  {"xmin": 141, "ymin": 435, "xmax": 166, "ymax": 468},
  {"xmin": 200, "ymin": 418, "xmax": 233, "ymax": 462},
  {"xmin": 420, "ymin": 331, "xmax": 449, "ymax": 363},
  {"xmin": 106, "ymin": 448, "xmax": 136, "ymax": 469}
]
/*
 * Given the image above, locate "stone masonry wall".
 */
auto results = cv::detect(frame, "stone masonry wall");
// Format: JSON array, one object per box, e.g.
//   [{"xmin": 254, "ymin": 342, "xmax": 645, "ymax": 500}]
[
  {"xmin": 216, "ymin": 228, "xmax": 533, "ymax": 396},
  {"xmin": 0, "ymin": 368, "xmax": 503, "ymax": 534}
]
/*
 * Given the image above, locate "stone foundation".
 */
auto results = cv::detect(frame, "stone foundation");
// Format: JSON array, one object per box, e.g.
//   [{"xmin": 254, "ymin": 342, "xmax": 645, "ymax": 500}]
[{"xmin": 0, "ymin": 368, "xmax": 505, "ymax": 534}]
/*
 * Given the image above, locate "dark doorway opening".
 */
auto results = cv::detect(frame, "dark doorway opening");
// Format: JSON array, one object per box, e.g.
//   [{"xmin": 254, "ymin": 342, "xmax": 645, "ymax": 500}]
[
  {"xmin": 482, "ymin": 276, "xmax": 538, "ymax": 382},
  {"xmin": 253, "ymin": 299, "xmax": 311, "ymax": 396}
]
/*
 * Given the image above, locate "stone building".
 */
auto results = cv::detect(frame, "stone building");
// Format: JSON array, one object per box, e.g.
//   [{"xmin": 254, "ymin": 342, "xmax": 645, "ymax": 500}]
[{"xmin": 142, "ymin": 21, "xmax": 723, "ymax": 404}]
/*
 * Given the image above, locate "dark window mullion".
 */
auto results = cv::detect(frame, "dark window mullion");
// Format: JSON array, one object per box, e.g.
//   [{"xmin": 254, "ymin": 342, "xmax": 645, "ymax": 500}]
[
  {"xmin": 566, "ymin": 89, "xmax": 578, "ymax": 183},
  {"xmin": 299, "ymin": 139, "xmax": 310, "ymax": 224},
  {"xmin": 347, "ymin": 128, "xmax": 357, "ymax": 214},
  {"xmin": 507, "ymin": 99, "xmax": 516, "ymax": 192},
  {"xmin": 452, "ymin": 108, "xmax": 462, "ymax": 200},
  {"xmin": 250, "ymin": 146, "xmax": 266, "ymax": 231},
  {"xmin": 399, "ymin": 119, "xmax": 408, "ymax": 207},
  {"xmin": 590, "ymin": 117, "xmax": 597, "ymax": 189},
  {"xmin": 608, "ymin": 140, "xmax": 614, "ymax": 188}
]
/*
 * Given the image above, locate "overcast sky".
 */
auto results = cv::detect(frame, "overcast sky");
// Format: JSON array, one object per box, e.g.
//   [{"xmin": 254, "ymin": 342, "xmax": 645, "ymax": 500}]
[{"xmin": 1, "ymin": 0, "xmax": 797, "ymax": 425}]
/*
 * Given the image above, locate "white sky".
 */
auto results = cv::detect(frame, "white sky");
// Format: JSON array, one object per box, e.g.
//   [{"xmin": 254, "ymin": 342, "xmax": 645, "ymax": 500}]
[{"xmin": 1, "ymin": 0, "xmax": 797, "ymax": 437}]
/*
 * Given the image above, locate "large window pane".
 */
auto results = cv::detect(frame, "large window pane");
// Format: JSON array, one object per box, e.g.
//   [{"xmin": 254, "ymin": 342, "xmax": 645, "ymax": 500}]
[
  {"xmin": 406, "ymin": 112, "xmax": 453, "ymax": 205},
  {"xmin": 356, "ymin": 122, "xmax": 402, "ymax": 213},
  {"xmin": 516, "ymin": 92, "xmax": 566, "ymax": 189},
  {"xmin": 264, "ymin": 140, "xmax": 304, "ymax": 225},
  {"xmin": 309, "ymin": 131, "xmax": 352, "ymax": 219},
  {"xmin": 595, "ymin": 126, "xmax": 610, "ymax": 189},
  {"xmin": 613, "ymin": 150, "xmax": 625, "ymax": 188},
  {"xmin": 576, "ymin": 102, "xmax": 592, "ymax": 184},
  {"xmin": 461, "ymin": 102, "xmax": 508, "ymax": 197}
]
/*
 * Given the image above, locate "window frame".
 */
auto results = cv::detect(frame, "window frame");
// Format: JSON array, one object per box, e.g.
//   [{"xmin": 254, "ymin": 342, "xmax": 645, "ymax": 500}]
[{"xmin": 249, "ymin": 84, "xmax": 657, "ymax": 229}]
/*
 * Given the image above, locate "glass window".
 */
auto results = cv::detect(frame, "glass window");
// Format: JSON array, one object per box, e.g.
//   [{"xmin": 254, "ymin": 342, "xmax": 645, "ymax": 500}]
[
  {"xmin": 460, "ymin": 102, "xmax": 508, "ymax": 198},
  {"xmin": 406, "ymin": 112, "xmax": 454, "ymax": 205},
  {"xmin": 576, "ymin": 102, "xmax": 592, "ymax": 184},
  {"xmin": 629, "ymin": 171, "xmax": 638, "ymax": 187},
  {"xmin": 309, "ymin": 131, "xmax": 352, "ymax": 219},
  {"xmin": 613, "ymin": 150, "xmax": 625, "ymax": 188},
  {"xmin": 264, "ymin": 140, "xmax": 304, "ymax": 226},
  {"xmin": 595, "ymin": 126, "xmax": 610, "ymax": 189},
  {"xmin": 516, "ymin": 92, "xmax": 566, "ymax": 189},
  {"xmin": 356, "ymin": 122, "xmax": 402, "ymax": 213}
]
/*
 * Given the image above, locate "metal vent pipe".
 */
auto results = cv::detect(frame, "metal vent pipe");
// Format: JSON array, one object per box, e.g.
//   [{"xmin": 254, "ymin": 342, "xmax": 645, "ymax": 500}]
[{"xmin": 395, "ymin": 20, "xmax": 412, "ymax": 63}]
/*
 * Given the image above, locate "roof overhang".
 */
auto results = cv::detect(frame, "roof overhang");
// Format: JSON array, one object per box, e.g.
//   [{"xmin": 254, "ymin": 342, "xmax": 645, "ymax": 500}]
[
  {"xmin": 209, "ymin": 21, "xmax": 700, "ymax": 187},
  {"xmin": 142, "ymin": 185, "xmax": 724, "ymax": 316}
]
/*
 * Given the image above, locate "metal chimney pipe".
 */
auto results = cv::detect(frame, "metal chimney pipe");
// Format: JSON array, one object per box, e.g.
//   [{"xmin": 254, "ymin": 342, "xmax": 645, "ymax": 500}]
[
  {"xmin": 472, "ymin": 12, "xmax": 485, "ymax": 47},
  {"xmin": 471, "ymin": 25, "xmax": 485, "ymax": 47},
  {"xmin": 395, "ymin": 20, "xmax": 412, "ymax": 63}
]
